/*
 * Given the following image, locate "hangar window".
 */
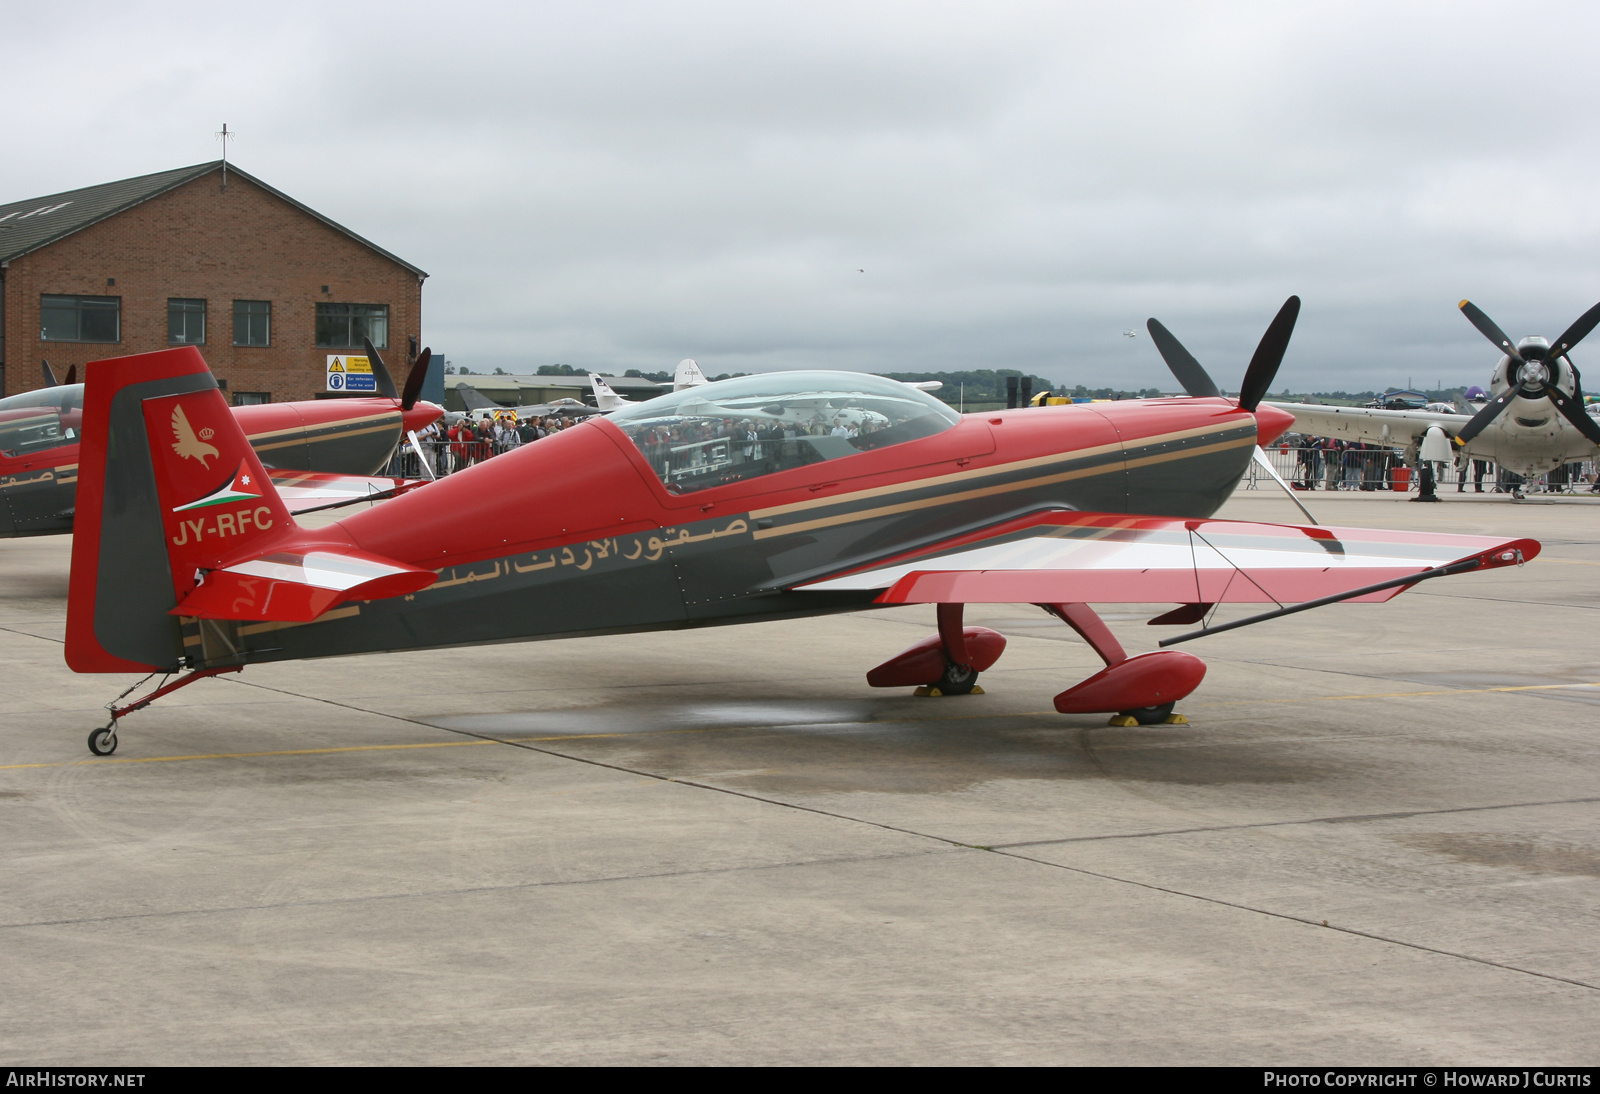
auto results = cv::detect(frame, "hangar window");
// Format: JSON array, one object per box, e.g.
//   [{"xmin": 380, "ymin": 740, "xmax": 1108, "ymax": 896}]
[
  {"xmin": 316, "ymin": 303, "xmax": 387, "ymax": 349},
  {"xmin": 233, "ymin": 300, "xmax": 270, "ymax": 346},
  {"xmin": 608, "ymin": 371, "xmax": 961, "ymax": 494},
  {"xmin": 40, "ymin": 295, "xmax": 119, "ymax": 343},
  {"xmin": 167, "ymin": 298, "xmax": 206, "ymax": 345}
]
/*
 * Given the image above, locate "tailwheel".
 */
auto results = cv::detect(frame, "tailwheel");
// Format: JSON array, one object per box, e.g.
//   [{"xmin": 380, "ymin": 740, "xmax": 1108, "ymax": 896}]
[{"xmin": 87, "ymin": 725, "xmax": 118, "ymax": 756}]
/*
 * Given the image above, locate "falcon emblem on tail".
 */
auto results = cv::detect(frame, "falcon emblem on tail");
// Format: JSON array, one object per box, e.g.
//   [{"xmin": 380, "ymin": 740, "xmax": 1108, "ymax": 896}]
[{"xmin": 170, "ymin": 404, "xmax": 219, "ymax": 469}]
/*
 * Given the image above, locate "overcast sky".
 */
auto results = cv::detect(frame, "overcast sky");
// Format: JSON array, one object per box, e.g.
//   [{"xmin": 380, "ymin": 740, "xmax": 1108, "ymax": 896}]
[{"xmin": 5, "ymin": 1, "xmax": 1598, "ymax": 392}]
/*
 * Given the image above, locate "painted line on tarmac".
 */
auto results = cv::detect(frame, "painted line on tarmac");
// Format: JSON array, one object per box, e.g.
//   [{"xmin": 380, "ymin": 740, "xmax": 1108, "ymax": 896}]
[
  {"xmin": 9, "ymin": 674, "xmax": 1596, "ymax": 997},
  {"xmin": 0, "ymin": 845, "xmax": 961, "ymax": 933},
  {"xmin": 1191, "ymin": 680, "xmax": 1600, "ymax": 707},
  {"xmin": 0, "ymin": 728, "xmax": 719, "ymax": 771},
  {"xmin": 992, "ymin": 794, "xmax": 1600, "ymax": 848},
  {"xmin": 194, "ymin": 694, "xmax": 1600, "ymax": 996},
  {"xmin": 985, "ymin": 844, "xmax": 1600, "ymax": 994},
  {"xmin": 7, "ymin": 680, "xmax": 1599, "ymax": 771},
  {"xmin": 0, "ymin": 624, "xmax": 63, "ymax": 643}
]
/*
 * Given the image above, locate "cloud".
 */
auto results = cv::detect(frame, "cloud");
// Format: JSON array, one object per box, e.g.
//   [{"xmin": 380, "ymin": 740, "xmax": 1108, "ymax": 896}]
[{"xmin": 6, "ymin": 0, "xmax": 1600, "ymax": 391}]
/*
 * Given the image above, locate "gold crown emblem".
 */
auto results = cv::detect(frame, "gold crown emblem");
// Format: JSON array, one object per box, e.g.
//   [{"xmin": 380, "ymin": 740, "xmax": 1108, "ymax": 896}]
[{"xmin": 198, "ymin": 427, "xmax": 215, "ymax": 440}]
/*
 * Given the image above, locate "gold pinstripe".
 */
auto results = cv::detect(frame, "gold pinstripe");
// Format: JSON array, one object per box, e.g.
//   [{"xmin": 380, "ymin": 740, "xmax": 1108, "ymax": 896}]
[
  {"xmin": 751, "ymin": 421, "xmax": 1254, "ymax": 540},
  {"xmin": 249, "ymin": 422, "xmax": 399, "ymax": 453},
  {"xmin": 243, "ymin": 411, "xmax": 398, "ymax": 443}
]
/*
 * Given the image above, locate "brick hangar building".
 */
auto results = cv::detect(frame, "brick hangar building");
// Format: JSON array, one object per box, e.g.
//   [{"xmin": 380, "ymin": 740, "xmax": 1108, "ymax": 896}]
[{"xmin": 0, "ymin": 161, "xmax": 425, "ymax": 403}]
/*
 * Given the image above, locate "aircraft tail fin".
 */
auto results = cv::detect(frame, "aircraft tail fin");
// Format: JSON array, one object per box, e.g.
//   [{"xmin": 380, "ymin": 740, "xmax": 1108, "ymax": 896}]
[
  {"xmin": 673, "ymin": 358, "xmax": 707, "ymax": 390},
  {"xmin": 590, "ymin": 375, "xmax": 627, "ymax": 411},
  {"xmin": 454, "ymin": 382, "xmax": 499, "ymax": 412},
  {"xmin": 67, "ymin": 347, "xmax": 434, "ymax": 673}
]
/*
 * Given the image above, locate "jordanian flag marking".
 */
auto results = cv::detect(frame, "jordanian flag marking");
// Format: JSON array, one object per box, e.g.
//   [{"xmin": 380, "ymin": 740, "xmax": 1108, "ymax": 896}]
[{"xmin": 174, "ymin": 464, "xmax": 264, "ymax": 512}]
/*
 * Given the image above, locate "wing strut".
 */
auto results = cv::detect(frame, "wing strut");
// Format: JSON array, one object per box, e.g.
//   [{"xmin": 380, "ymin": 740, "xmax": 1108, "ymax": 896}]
[
  {"xmin": 1157, "ymin": 554, "xmax": 1503, "ymax": 647},
  {"xmin": 1251, "ymin": 445, "xmax": 1319, "ymax": 525}
]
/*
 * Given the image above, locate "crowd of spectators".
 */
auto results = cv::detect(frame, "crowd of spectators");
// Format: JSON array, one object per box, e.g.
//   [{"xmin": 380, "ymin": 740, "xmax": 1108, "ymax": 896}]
[
  {"xmin": 1282, "ymin": 434, "xmax": 1598, "ymax": 493},
  {"xmin": 406, "ymin": 411, "xmax": 583, "ymax": 476}
]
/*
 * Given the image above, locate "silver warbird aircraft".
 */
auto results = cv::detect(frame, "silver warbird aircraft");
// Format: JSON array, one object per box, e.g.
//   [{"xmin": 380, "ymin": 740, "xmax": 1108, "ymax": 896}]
[{"xmin": 1263, "ymin": 300, "xmax": 1600, "ymax": 496}]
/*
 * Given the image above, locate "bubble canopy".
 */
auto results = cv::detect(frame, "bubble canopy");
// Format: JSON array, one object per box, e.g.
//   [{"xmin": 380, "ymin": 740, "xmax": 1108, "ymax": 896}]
[
  {"xmin": 0, "ymin": 384, "xmax": 84, "ymax": 456},
  {"xmin": 608, "ymin": 371, "xmax": 962, "ymax": 494}
]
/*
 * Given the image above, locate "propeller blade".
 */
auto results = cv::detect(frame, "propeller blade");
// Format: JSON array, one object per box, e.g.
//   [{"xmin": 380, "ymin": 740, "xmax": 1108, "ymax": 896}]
[
  {"xmin": 407, "ymin": 429, "xmax": 437, "ymax": 481},
  {"xmin": 1238, "ymin": 295, "xmax": 1301, "ymax": 412},
  {"xmin": 401, "ymin": 347, "xmax": 432, "ymax": 412},
  {"xmin": 1548, "ymin": 387, "xmax": 1600, "ymax": 446},
  {"xmin": 63, "ymin": 365, "xmax": 77, "ymax": 386},
  {"xmin": 1251, "ymin": 445, "xmax": 1319, "ymax": 525},
  {"xmin": 40, "ymin": 360, "xmax": 58, "ymax": 387},
  {"xmin": 1452, "ymin": 385, "xmax": 1522, "ymax": 446},
  {"xmin": 1146, "ymin": 319, "xmax": 1221, "ymax": 398},
  {"xmin": 1550, "ymin": 300, "xmax": 1600, "ymax": 359},
  {"xmin": 1458, "ymin": 301, "xmax": 1525, "ymax": 364},
  {"xmin": 363, "ymin": 339, "xmax": 400, "ymax": 401}
]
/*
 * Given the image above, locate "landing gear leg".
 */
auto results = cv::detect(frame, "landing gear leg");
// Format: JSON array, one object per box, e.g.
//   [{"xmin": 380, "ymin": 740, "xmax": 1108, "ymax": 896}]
[
  {"xmin": 865, "ymin": 604, "xmax": 1006, "ymax": 695},
  {"xmin": 1040, "ymin": 603, "xmax": 1203, "ymax": 724},
  {"xmin": 1413, "ymin": 462, "xmax": 1440, "ymax": 502},
  {"xmin": 931, "ymin": 603, "xmax": 980, "ymax": 695},
  {"xmin": 86, "ymin": 666, "xmax": 243, "ymax": 756}
]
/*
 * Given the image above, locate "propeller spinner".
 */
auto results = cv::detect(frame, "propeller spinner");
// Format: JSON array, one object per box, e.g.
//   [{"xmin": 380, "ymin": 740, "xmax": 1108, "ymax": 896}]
[{"xmin": 1452, "ymin": 300, "xmax": 1600, "ymax": 447}]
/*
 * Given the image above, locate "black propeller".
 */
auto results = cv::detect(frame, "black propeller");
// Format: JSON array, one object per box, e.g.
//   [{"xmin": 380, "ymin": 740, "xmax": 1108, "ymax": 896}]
[
  {"xmin": 1551, "ymin": 300, "xmax": 1600, "ymax": 359},
  {"xmin": 1145, "ymin": 297, "xmax": 1316, "ymax": 525},
  {"xmin": 1240, "ymin": 296, "xmax": 1300, "ymax": 412},
  {"xmin": 401, "ymin": 348, "xmax": 432, "ymax": 412},
  {"xmin": 1452, "ymin": 300, "xmax": 1600, "ymax": 447},
  {"xmin": 362, "ymin": 338, "xmax": 401, "ymax": 401},
  {"xmin": 364, "ymin": 338, "xmax": 433, "ymax": 411},
  {"xmin": 40, "ymin": 360, "xmax": 58, "ymax": 387},
  {"xmin": 1145, "ymin": 296, "xmax": 1300, "ymax": 410},
  {"xmin": 63, "ymin": 365, "xmax": 77, "ymax": 386},
  {"xmin": 1146, "ymin": 320, "xmax": 1220, "ymax": 398}
]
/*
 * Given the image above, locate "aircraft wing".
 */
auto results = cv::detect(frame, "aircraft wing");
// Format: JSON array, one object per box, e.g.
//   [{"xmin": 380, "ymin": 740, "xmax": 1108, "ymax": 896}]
[
  {"xmin": 1266, "ymin": 401, "xmax": 1460, "ymax": 447},
  {"xmin": 266, "ymin": 469, "xmax": 428, "ymax": 512},
  {"xmin": 518, "ymin": 400, "xmax": 601, "ymax": 419},
  {"xmin": 791, "ymin": 510, "xmax": 1535, "ymax": 607}
]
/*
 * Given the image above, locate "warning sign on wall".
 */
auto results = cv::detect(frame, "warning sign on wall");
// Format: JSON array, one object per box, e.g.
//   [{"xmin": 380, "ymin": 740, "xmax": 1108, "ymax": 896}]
[{"xmin": 326, "ymin": 355, "xmax": 376, "ymax": 392}]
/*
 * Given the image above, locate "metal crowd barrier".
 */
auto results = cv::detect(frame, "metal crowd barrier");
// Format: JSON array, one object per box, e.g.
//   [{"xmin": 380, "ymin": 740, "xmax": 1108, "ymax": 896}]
[{"xmin": 1243, "ymin": 443, "xmax": 1600, "ymax": 494}]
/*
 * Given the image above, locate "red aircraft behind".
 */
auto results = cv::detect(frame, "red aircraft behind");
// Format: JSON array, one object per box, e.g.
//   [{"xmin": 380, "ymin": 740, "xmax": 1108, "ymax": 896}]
[
  {"xmin": 0, "ymin": 343, "xmax": 440, "ymax": 537},
  {"xmin": 63, "ymin": 298, "xmax": 1538, "ymax": 755}
]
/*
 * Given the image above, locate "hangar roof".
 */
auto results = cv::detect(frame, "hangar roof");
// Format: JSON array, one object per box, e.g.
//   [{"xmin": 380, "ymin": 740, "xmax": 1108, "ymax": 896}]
[
  {"xmin": 0, "ymin": 161, "xmax": 426, "ymax": 276},
  {"xmin": 455, "ymin": 374, "xmax": 668, "ymax": 397}
]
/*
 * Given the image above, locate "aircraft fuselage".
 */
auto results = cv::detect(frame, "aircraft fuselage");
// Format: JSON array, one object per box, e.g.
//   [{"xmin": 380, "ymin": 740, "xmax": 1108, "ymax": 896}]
[{"xmin": 172, "ymin": 397, "xmax": 1281, "ymax": 670}]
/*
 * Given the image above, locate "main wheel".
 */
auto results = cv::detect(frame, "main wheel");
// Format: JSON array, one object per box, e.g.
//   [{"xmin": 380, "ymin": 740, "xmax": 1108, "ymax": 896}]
[
  {"xmin": 1118, "ymin": 702, "xmax": 1175, "ymax": 726},
  {"xmin": 938, "ymin": 660, "xmax": 979, "ymax": 696},
  {"xmin": 87, "ymin": 726, "xmax": 118, "ymax": 756}
]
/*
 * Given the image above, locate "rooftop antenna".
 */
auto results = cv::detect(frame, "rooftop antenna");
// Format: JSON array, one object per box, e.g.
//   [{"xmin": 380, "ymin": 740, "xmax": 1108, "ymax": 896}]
[{"xmin": 215, "ymin": 123, "xmax": 234, "ymax": 190}]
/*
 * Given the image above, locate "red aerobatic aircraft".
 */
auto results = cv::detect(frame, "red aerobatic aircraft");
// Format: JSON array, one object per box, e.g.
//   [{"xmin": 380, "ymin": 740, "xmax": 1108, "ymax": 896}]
[
  {"xmin": 0, "ymin": 343, "xmax": 440, "ymax": 537},
  {"xmin": 63, "ymin": 298, "xmax": 1538, "ymax": 755}
]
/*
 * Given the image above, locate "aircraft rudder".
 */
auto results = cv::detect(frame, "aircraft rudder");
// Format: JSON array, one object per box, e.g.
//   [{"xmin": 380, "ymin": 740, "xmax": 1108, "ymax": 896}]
[{"xmin": 66, "ymin": 347, "xmax": 299, "ymax": 672}]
